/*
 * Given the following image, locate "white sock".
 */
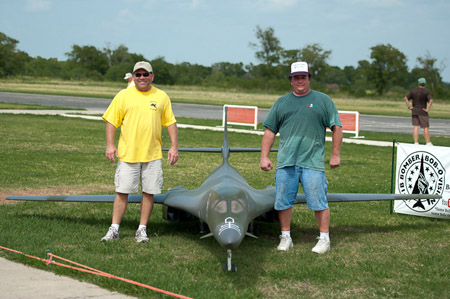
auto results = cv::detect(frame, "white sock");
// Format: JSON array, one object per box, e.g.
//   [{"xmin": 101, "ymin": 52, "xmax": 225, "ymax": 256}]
[
  {"xmin": 320, "ymin": 232, "xmax": 330, "ymax": 241},
  {"xmin": 138, "ymin": 225, "xmax": 147, "ymax": 231},
  {"xmin": 281, "ymin": 231, "xmax": 290, "ymax": 238},
  {"xmin": 111, "ymin": 224, "xmax": 119, "ymax": 231}
]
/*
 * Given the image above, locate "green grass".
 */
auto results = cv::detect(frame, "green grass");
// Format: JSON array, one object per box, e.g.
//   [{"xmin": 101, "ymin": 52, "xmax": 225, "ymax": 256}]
[{"xmin": 0, "ymin": 114, "xmax": 449, "ymax": 298}]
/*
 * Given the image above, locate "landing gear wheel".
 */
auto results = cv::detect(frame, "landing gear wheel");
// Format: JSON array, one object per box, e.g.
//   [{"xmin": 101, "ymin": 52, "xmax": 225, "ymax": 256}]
[
  {"xmin": 223, "ymin": 264, "xmax": 237, "ymax": 272},
  {"xmin": 199, "ymin": 221, "xmax": 209, "ymax": 234},
  {"xmin": 247, "ymin": 221, "xmax": 258, "ymax": 236},
  {"xmin": 223, "ymin": 249, "xmax": 237, "ymax": 272}
]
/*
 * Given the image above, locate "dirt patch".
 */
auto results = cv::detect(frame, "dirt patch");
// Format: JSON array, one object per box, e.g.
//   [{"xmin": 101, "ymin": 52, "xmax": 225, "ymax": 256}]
[{"xmin": 0, "ymin": 185, "xmax": 114, "ymax": 205}]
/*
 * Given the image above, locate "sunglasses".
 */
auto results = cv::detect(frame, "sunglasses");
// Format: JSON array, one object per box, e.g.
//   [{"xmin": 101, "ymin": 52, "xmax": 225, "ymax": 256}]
[{"xmin": 134, "ymin": 72, "xmax": 151, "ymax": 77}]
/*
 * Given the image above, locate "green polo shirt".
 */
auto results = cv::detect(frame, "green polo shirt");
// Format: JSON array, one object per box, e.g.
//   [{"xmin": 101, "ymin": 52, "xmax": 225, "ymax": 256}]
[{"xmin": 263, "ymin": 90, "xmax": 341, "ymax": 171}]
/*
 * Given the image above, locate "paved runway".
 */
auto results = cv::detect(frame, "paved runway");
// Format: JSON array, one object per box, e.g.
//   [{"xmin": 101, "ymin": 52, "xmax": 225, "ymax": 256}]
[
  {"xmin": 172, "ymin": 103, "xmax": 450, "ymax": 137},
  {"xmin": 1, "ymin": 92, "xmax": 449, "ymax": 137}
]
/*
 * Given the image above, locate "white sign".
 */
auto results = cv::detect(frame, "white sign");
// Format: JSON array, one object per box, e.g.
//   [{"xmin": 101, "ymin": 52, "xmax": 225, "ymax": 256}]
[{"xmin": 394, "ymin": 143, "xmax": 450, "ymax": 219}]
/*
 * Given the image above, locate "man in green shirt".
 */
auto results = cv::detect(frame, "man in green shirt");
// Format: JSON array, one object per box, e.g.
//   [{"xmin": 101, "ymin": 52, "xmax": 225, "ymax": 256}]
[{"xmin": 260, "ymin": 62, "xmax": 343, "ymax": 254}]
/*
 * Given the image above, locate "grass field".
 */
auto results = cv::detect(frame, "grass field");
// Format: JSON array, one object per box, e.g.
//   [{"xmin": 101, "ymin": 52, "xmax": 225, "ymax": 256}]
[{"xmin": 0, "ymin": 113, "xmax": 449, "ymax": 298}]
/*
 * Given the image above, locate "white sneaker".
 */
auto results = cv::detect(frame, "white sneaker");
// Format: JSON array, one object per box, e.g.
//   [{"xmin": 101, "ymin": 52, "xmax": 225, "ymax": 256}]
[
  {"xmin": 426, "ymin": 143, "xmax": 433, "ymax": 146},
  {"xmin": 135, "ymin": 228, "xmax": 149, "ymax": 243},
  {"xmin": 312, "ymin": 236, "xmax": 330, "ymax": 254},
  {"xmin": 277, "ymin": 235, "xmax": 293, "ymax": 251},
  {"xmin": 101, "ymin": 227, "xmax": 119, "ymax": 242}
]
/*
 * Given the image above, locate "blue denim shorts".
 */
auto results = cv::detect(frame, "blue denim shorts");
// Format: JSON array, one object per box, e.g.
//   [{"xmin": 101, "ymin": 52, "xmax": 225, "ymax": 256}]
[{"xmin": 275, "ymin": 166, "xmax": 328, "ymax": 211}]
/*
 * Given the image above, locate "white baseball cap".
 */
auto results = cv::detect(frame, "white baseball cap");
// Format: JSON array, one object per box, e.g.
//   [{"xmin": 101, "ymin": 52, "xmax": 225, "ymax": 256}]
[
  {"xmin": 124, "ymin": 73, "xmax": 132, "ymax": 80},
  {"xmin": 289, "ymin": 62, "xmax": 310, "ymax": 77}
]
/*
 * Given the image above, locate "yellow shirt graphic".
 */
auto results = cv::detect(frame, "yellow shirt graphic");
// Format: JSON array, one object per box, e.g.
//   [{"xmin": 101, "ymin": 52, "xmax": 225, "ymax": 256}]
[{"xmin": 102, "ymin": 86, "xmax": 176, "ymax": 163}]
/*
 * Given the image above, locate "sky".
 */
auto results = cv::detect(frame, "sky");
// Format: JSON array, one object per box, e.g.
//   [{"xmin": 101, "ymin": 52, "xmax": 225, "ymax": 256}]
[{"xmin": 1, "ymin": 0, "xmax": 450, "ymax": 82}]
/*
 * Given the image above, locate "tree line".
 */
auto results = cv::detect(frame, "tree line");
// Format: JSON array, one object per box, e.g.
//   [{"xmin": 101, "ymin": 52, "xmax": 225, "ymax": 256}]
[{"xmin": 0, "ymin": 29, "xmax": 448, "ymax": 99}]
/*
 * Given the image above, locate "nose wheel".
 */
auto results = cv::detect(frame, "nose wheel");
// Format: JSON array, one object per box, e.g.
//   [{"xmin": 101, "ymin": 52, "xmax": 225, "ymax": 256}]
[{"xmin": 223, "ymin": 249, "xmax": 237, "ymax": 272}]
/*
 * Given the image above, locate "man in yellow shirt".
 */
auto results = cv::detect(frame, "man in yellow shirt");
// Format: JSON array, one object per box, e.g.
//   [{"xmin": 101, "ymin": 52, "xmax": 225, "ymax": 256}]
[{"xmin": 101, "ymin": 61, "xmax": 179, "ymax": 243}]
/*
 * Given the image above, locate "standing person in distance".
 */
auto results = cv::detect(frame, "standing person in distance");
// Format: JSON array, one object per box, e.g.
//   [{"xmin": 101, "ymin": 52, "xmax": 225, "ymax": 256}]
[
  {"xmin": 101, "ymin": 61, "xmax": 179, "ymax": 243},
  {"xmin": 124, "ymin": 72, "xmax": 135, "ymax": 88},
  {"xmin": 260, "ymin": 61, "xmax": 343, "ymax": 254},
  {"xmin": 404, "ymin": 78, "xmax": 433, "ymax": 146}
]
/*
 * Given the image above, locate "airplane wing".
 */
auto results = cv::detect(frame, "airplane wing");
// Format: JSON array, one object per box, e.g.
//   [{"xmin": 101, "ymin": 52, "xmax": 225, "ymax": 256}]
[
  {"xmin": 294, "ymin": 193, "xmax": 442, "ymax": 204},
  {"xmin": 8, "ymin": 191, "xmax": 441, "ymax": 205},
  {"xmin": 6, "ymin": 193, "xmax": 168, "ymax": 204}
]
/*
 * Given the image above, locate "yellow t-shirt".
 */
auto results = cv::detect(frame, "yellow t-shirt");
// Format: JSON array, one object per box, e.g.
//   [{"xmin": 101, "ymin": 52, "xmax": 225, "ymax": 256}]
[{"xmin": 102, "ymin": 86, "xmax": 176, "ymax": 163}]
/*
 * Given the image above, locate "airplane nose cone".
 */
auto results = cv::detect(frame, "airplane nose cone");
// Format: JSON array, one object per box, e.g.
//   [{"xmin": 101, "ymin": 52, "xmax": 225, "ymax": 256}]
[{"xmin": 214, "ymin": 218, "xmax": 244, "ymax": 250}]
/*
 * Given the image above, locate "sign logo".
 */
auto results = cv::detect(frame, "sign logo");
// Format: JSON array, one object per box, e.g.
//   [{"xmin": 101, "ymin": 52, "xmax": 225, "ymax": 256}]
[{"xmin": 397, "ymin": 151, "xmax": 446, "ymax": 212}]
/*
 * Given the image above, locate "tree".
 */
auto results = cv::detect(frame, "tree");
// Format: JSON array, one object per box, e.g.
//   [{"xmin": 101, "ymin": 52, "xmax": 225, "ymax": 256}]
[
  {"xmin": 298, "ymin": 43, "xmax": 331, "ymax": 81},
  {"xmin": 281, "ymin": 49, "xmax": 300, "ymax": 65},
  {"xmin": 103, "ymin": 43, "xmax": 142, "ymax": 68},
  {"xmin": 172, "ymin": 62, "xmax": 211, "ymax": 85},
  {"xmin": 321, "ymin": 65, "xmax": 346, "ymax": 86},
  {"xmin": 416, "ymin": 51, "xmax": 444, "ymax": 96},
  {"xmin": 0, "ymin": 32, "xmax": 30, "ymax": 77},
  {"xmin": 150, "ymin": 56, "xmax": 175, "ymax": 85},
  {"xmin": 66, "ymin": 45, "xmax": 109, "ymax": 77},
  {"xmin": 104, "ymin": 43, "xmax": 128, "ymax": 66},
  {"xmin": 211, "ymin": 62, "xmax": 246, "ymax": 78},
  {"xmin": 249, "ymin": 26, "xmax": 283, "ymax": 91},
  {"xmin": 103, "ymin": 44, "xmax": 148, "ymax": 81},
  {"xmin": 368, "ymin": 44, "xmax": 407, "ymax": 95},
  {"xmin": 104, "ymin": 62, "xmax": 133, "ymax": 82},
  {"xmin": 25, "ymin": 56, "xmax": 62, "ymax": 77}
]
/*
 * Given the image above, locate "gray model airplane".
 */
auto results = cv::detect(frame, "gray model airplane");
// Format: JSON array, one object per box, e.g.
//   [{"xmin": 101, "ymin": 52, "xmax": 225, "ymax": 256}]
[{"xmin": 6, "ymin": 111, "xmax": 441, "ymax": 272}]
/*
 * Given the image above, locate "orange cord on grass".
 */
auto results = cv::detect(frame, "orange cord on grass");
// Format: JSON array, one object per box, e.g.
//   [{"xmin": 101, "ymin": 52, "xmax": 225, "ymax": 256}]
[{"xmin": 0, "ymin": 245, "xmax": 192, "ymax": 299}]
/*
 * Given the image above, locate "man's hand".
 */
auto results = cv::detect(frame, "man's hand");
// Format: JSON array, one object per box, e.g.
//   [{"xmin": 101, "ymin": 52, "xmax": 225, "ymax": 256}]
[
  {"xmin": 329, "ymin": 155, "xmax": 340, "ymax": 169},
  {"xmin": 330, "ymin": 126, "xmax": 342, "ymax": 169},
  {"xmin": 168, "ymin": 147, "xmax": 179, "ymax": 166},
  {"xmin": 260, "ymin": 157, "xmax": 273, "ymax": 171},
  {"xmin": 260, "ymin": 128, "xmax": 275, "ymax": 172},
  {"xmin": 106, "ymin": 144, "xmax": 118, "ymax": 163}
]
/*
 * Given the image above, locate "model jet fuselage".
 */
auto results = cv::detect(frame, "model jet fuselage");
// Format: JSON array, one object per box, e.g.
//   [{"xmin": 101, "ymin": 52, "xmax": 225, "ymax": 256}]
[{"xmin": 163, "ymin": 158, "xmax": 275, "ymax": 250}]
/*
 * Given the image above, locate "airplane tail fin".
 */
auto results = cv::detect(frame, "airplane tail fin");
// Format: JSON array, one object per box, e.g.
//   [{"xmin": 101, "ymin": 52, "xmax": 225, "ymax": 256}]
[
  {"xmin": 163, "ymin": 106, "xmax": 277, "ymax": 155},
  {"xmin": 222, "ymin": 107, "xmax": 230, "ymax": 162}
]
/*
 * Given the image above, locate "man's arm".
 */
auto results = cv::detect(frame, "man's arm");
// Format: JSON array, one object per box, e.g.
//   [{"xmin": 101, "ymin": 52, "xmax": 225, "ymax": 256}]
[
  {"xmin": 404, "ymin": 96, "xmax": 412, "ymax": 110},
  {"xmin": 105, "ymin": 122, "xmax": 118, "ymax": 163},
  {"xmin": 167, "ymin": 123, "xmax": 179, "ymax": 166},
  {"xmin": 424, "ymin": 99, "xmax": 433, "ymax": 112},
  {"xmin": 260, "ymin": 128, "xmax": 275, "ymax": 171},
  {"xmin": 330, "ymin": 125, "xmax": 342, "ymax": 169}
]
